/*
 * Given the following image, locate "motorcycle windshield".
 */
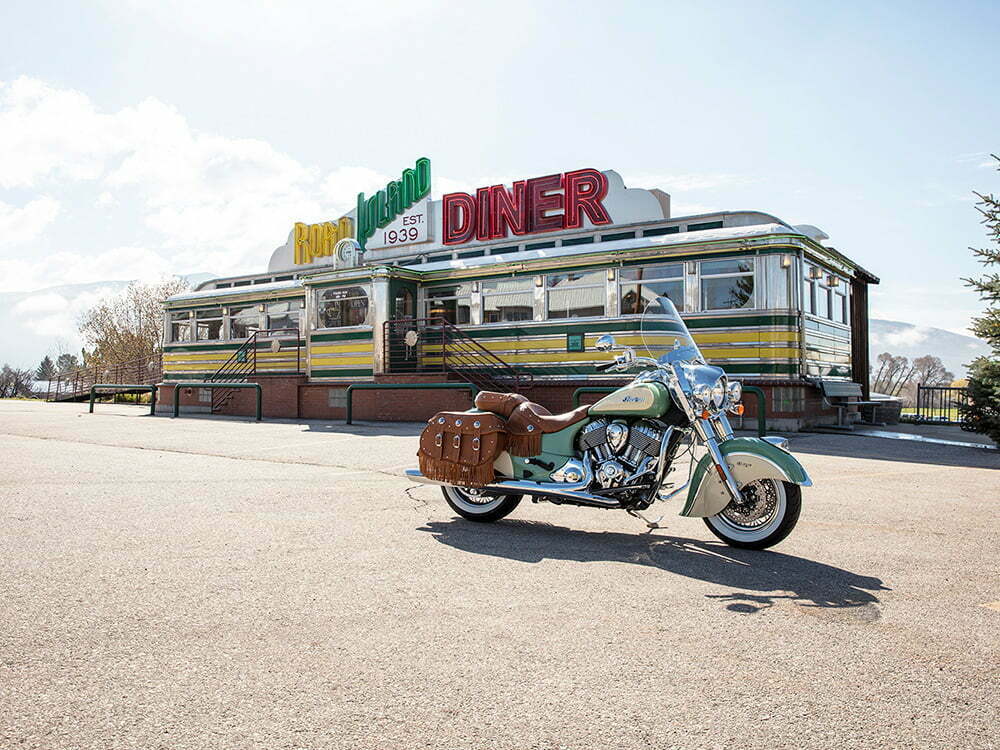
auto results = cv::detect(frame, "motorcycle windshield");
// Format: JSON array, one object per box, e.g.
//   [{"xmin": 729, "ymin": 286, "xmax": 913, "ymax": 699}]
[{"xmin": 639, "ymin": 296, "xmax": 705, "ymax": 365}]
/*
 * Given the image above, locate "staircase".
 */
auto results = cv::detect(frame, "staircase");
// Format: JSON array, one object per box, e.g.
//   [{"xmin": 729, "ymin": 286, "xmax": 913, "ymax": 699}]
[
  {"xmin": 383, "ymin": 318, "xmax": 532, "ymax": 393},
  {"xmin": 48, "ymin": 353, "xmax": 162, "ymax": 402},
  {"xmin": 206, "ymin": 328, "xmax": 301, "ymax": 414}
]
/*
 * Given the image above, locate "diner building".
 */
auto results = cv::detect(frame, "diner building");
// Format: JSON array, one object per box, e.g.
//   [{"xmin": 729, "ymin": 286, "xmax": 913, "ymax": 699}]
[{"xmin": 158, "ymin": 159, "xmax": 879, "ymax": 429}]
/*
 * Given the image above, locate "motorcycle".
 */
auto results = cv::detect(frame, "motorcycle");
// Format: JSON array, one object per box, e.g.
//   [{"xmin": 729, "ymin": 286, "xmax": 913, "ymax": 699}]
[{"xmin": 406, "ymin": 296, "xmax": 811, "ymax": 549}]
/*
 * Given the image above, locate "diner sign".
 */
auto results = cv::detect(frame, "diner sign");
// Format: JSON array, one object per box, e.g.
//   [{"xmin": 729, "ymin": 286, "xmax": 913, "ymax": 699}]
[
  {"xmin": 293, "ymin": 217, "xmax": 354, "ymax": 265},
  {"xmin": 442, "ymin": 168, "xmax": 612, "ymax": 245},
  {"xmin": 356, "ymin": 157, "xmax": 432, "ymax": 251}
]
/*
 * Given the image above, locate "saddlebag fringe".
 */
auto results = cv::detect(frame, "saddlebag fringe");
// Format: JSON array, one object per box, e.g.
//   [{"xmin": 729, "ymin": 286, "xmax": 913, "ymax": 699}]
[
  {"xmin": 418, "ymin": 458, "xmax": 497, "ymax": 488},
  {"xmin": 506, "ymin": 431, "xmax": 542, "ymax": 457},
  {"xmin": 417, "ymin": 412, "xmax": 507, "ymax": 489}
]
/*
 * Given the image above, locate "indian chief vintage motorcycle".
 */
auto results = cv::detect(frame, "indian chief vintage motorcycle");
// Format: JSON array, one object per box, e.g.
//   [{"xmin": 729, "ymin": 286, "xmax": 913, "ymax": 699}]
[{"xmin": 406, "ymin": 296, "xmax": 811, "ymax": 549}]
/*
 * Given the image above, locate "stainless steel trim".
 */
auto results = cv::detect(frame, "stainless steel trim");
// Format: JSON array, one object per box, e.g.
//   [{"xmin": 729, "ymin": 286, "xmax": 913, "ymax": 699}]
[{"xmin": 403, "ymin": 469, "xmax": 621, "ymax": 508}]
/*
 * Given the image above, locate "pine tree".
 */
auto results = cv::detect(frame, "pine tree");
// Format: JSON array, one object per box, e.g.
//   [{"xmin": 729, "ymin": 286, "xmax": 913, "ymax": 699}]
[
  {"xmin": 960, "ymin": 154, "xmax": 1000, "ymax": 441},
  {"xmin": 35, "ymin": 355, "xmax": 56, "ymax": 381}
]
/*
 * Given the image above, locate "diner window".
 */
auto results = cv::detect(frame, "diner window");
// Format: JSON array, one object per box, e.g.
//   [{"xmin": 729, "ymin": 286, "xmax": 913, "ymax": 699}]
[
  {"xmin": 688, "ymin": 220, "xmax": 724, "ymax": 232},
  {"xmin": 229, "ymin": 305, "xmax": 260, "ymax": 340},
  {"xmin": 318, "ymin": 286, "xmax": 370, "ymax": 328},
  {"xmin": 483, "ymin": 278, "xmax": 534, "ymax": 323},
  {"xmin": 643, "ymin": 226, "xmax": 680, "ymax": 237},
  {"xmin": 546, "ymin": 270, "xmax": 606, "ymax": 319},
  {"xmin": 424, "ymin": 283, "xmax": 472, "ymax": 324},
  {"xmin": 169, "ymin": 311, "xmax": 191, "ymax": 343},
  {"xmin": 835, "ymin": 291, "xmax": 849, "ymax": 324},
  {"xmin": 195, "ymin": 307, "xmax": 223, "ymax": 341},
  {"xmin": 700, "ymin": 259, "xmax": 755, "ymax": 310},
  {"xmin": 266, "ymin": 300, "xmax": 300, "ymax": 334},
  {"xmin": 803, "ymin": 266, "xmax": 817, "ymax": 315},
  {"xmin": 815, "ymin": 286, "xmax": 829, "ymax": 319},
  {"xmin": 393, "ymin": 288, "xmax": 414, "ymax": 319},
  {"xmin": 620, "ymin": 263, "xmax": 684, "ymax": 314}
]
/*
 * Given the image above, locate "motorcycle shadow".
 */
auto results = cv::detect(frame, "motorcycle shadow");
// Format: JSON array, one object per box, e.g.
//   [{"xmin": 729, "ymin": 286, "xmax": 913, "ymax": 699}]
[{"xmin": 418, "ymin": 519, "xmax": 889, "ymax": 614}]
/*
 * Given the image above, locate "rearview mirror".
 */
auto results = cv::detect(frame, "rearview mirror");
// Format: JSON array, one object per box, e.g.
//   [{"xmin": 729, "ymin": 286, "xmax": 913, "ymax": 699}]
[{"xmin": 595, "ymin": 334, "xmax": 616, "ymax": 352}]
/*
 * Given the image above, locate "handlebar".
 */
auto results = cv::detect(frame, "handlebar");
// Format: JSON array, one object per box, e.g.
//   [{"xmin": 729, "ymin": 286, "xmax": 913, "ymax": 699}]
[{"xmin": 595, "ymin": 353, "xmax": 663, "ymax": 373}]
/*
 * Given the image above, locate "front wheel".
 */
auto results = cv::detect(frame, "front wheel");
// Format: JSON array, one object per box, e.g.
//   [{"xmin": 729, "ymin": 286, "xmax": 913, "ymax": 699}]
[
  {"xmin": 441, "ymin": 486, "xmax": 522, "ymax": 523},
  {"xmin": 703, "ymin": 480, "xmax": 801, "ymax": 550}
]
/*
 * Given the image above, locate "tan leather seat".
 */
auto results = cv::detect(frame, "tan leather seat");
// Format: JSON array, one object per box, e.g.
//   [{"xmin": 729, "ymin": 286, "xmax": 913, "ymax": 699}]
[
  {"xmin": 475, "ymin": 390, "xmax": 590, "ymax": 456},
  {"xmin": 475, "ymin": 390, "xmax": 589, "ymax": 433},
  {"xmin": 507, "ymin": 401, "xmax": 591, "ymax": 435},
  {"xmin": 474, "ymin": 391, "xmax": 528, "ymax": 418}
]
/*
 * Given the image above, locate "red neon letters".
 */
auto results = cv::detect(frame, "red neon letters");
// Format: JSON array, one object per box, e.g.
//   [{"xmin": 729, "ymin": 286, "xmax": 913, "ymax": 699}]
[{"xmin": 442, "ymin": 168, "xmax": 611, "ymax": 245}]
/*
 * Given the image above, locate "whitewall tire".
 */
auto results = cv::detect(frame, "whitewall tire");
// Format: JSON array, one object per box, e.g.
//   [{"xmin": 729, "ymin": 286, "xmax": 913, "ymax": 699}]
[
  {"xmin": 441, "ymin": 486, "xmax": 522, "ymax": 523},
  {"xmin": 704, "ymin": 480, "xmax": 801, "ymax": 550}
]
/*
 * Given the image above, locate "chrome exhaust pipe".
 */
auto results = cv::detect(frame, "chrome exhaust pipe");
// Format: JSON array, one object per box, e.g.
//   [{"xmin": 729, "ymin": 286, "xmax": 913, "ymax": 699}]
[{"xmin": 403, "ymin": 469, "xmax": 621, "ymax": 508}]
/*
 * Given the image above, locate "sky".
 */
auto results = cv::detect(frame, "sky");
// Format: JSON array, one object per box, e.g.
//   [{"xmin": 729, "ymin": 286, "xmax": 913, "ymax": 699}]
[{"xmin": 0, "ymin": 0, "xmax": 998, "ymax": 367}]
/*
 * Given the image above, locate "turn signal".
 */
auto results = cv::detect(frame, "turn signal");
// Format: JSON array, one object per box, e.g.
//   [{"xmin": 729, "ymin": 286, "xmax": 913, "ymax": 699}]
[
  {"xmin": 732, "ymin": 404, "xmax": 745, "ymax": 416},
  {"xmin": 700, "ymin": 409, "xmax": 711, "ymax": 420}
]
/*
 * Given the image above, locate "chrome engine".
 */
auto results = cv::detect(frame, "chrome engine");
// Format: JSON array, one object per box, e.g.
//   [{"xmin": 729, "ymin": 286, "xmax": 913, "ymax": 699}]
[{"xmin": 579, "ymin": 419, "xmax": 666, "ymax": 489}]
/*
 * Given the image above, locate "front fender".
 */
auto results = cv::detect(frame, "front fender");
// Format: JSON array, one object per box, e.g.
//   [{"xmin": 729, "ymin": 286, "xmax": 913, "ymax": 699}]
[{"xmin": 681, "ymin": 437, "xmax": 812, "ymax": 518}]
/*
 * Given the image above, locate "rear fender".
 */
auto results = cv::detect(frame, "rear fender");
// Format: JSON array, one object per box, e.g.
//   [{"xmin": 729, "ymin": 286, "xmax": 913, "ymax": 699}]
[{"xmin": 681, "ymin": 437, "xmax": 811, "ymax": 518}]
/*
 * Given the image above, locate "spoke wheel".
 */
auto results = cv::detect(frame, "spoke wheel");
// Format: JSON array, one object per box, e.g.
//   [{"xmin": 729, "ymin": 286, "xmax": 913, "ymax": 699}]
[
  {"xmin": 704, "ymin": 480, "xmax": 801, "ymax": 550},
  {"xmin": 441, "ymin": 486, "xmax": 522, "ymax": 523}
]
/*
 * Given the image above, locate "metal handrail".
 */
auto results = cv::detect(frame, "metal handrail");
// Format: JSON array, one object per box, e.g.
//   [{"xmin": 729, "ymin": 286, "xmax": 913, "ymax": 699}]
[
  {"xmin": 89, "ymin": 384, "xmax": 157, "ymax": 415},
  {"xmin": 911, "ymin": 384, "xmax": 970, "ymax": 425},
  {"xmin": 49, "ymin": 352, "xmax": 162, "ymax": 402},
  {"xmin": 345, "ymin": 383, "xmax": 478, "ymax": 425},
  {"xmin": 172, "ymin": 382, "xmax": 262, "ymax": 421},
  {"xmin": 382, "ymin": 317, "xmax": 532, "ymax": 392},
  {"xmin": 207, "ymin": 328, "xmax": 301, "ymax": 412}
]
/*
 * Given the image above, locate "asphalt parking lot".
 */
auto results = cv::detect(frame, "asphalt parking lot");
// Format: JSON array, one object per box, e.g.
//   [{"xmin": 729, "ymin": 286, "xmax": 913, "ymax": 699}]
[{"xmin": 1, "ymin": 400, "xmax": 998, "ymax": 750}]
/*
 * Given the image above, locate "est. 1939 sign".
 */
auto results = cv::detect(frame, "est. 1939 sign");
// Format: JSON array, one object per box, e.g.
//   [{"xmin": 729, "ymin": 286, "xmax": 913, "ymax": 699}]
[{"xmin": 364, "ymin": 197, "xmax": 430, "ymax": 251}]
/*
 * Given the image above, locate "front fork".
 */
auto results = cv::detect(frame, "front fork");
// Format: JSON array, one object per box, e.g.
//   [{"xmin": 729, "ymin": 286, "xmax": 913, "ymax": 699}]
[{"xmin": 694, "ymin": 414, "xmax": 743, "ymax": 505}]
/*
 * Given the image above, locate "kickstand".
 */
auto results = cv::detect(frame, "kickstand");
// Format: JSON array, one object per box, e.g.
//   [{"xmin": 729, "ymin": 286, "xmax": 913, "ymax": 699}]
[{"xmin": 627, "ymin": 509, "xmax": 665, "ymax": 530}]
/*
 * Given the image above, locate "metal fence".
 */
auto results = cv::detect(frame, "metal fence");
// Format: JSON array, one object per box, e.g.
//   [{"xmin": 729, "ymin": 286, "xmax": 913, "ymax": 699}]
[
  {"xmin": 907, "ymin": 384, "xmax": 971, "ymax": 425},
  {"xmin": 48, "ymin": 353, "xmax": 162, "ymax": 402}
]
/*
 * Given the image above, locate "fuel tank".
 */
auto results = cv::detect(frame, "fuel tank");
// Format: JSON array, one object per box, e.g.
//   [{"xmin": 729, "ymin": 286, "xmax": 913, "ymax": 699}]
[{"xmin": 589, "ymin": 382, "xmax": 671, "ymax": 418}]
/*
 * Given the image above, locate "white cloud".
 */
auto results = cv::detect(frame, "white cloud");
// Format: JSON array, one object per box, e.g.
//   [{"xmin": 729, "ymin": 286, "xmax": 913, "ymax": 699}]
[
  {"xmin": 320, "ymin": 166, "xmax": 393, "ymax": 214},
  {"xmin": 7, "ymin": 284, "xmax": 123, "ymax": 348},
  {"xmin": 12, "ymin": 292, "xmax": 68, "ymax": 316},
  {"xmin": 0, "ymin": 246, "xmax": 175, "ymax": 293},
  {"xmin": 872, "ymin": 326, "xmax": 931, "ymax": 349},
  {"xmin": 96, "ymin": 191, "xmax": 117, "ymax": 208},
  {"xmin": 0, "ymin": 76, "xmax": 398, "ymax": 290},
  {"xmin": 0, "ymin": 196, "xmax": 60, "ymax": 246},
  {"xmin": 0, "ymin": 78, "xmax": 118, "ymax": 188}
]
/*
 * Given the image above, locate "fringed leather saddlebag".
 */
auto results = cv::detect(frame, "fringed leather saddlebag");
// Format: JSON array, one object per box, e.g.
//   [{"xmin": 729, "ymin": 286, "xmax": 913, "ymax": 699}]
[
  {"xmin": 505, "ymin": 401, "xmax": 549, "ymax": 457},
  {"xmin": 418, "ymin": 412, "xmax": 507, "ymax": 488}
]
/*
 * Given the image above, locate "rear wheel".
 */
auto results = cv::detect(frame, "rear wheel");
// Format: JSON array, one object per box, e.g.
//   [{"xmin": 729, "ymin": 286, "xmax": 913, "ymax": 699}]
[
  {"xmin": 441, "ymin": 486, "xmax": 522, "ymax": 523},
  {"xmin": 703, "ymin": 480, "xmax": 801, "ymax": 550}
]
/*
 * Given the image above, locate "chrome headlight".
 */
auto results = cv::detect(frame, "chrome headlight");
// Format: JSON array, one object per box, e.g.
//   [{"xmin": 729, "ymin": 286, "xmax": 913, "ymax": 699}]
[
  {"xmin": 711, "ymin": 379, "xmax": 726, "ymax": 408},
  {"xmin": 692, "ymin": 383, "xmax": 712, "ymax": 408},
  {"xmin": 727, "ymin": 380, "xmax": 742, "ymax": 404}
]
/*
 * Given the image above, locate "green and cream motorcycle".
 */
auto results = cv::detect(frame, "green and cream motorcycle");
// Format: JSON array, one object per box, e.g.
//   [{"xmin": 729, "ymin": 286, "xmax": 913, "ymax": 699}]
[{"xmin": 407, "ymin": 296, "xmax": 811, "ymax": 549}]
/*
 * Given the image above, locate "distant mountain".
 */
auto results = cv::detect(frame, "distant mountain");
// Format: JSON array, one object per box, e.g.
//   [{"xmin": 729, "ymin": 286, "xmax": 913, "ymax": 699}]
[
  {"xmin": 870, "ymin": 318, "xmax": 989, "ymax": 378},
  {"xmin": 0, "ymin": 274, "xmax": 215, "ymax": 369}
]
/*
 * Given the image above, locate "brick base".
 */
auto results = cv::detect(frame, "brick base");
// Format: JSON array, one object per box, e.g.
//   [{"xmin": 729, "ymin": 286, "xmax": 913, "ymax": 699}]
[{"xmin": 156, "ymin": 376, "xmax": 846, "ymax": 429}]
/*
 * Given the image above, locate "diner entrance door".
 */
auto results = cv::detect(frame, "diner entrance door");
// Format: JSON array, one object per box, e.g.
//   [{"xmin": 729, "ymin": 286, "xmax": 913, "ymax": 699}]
[{"xmin": 385, "ymin": 279, "xmax": 419, "ymax": 372}]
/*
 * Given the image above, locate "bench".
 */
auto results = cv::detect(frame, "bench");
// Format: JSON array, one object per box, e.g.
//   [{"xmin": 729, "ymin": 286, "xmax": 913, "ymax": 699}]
[{"xmin": 818, "ymin": 380, "xmax": 880, "ymax": 427}]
